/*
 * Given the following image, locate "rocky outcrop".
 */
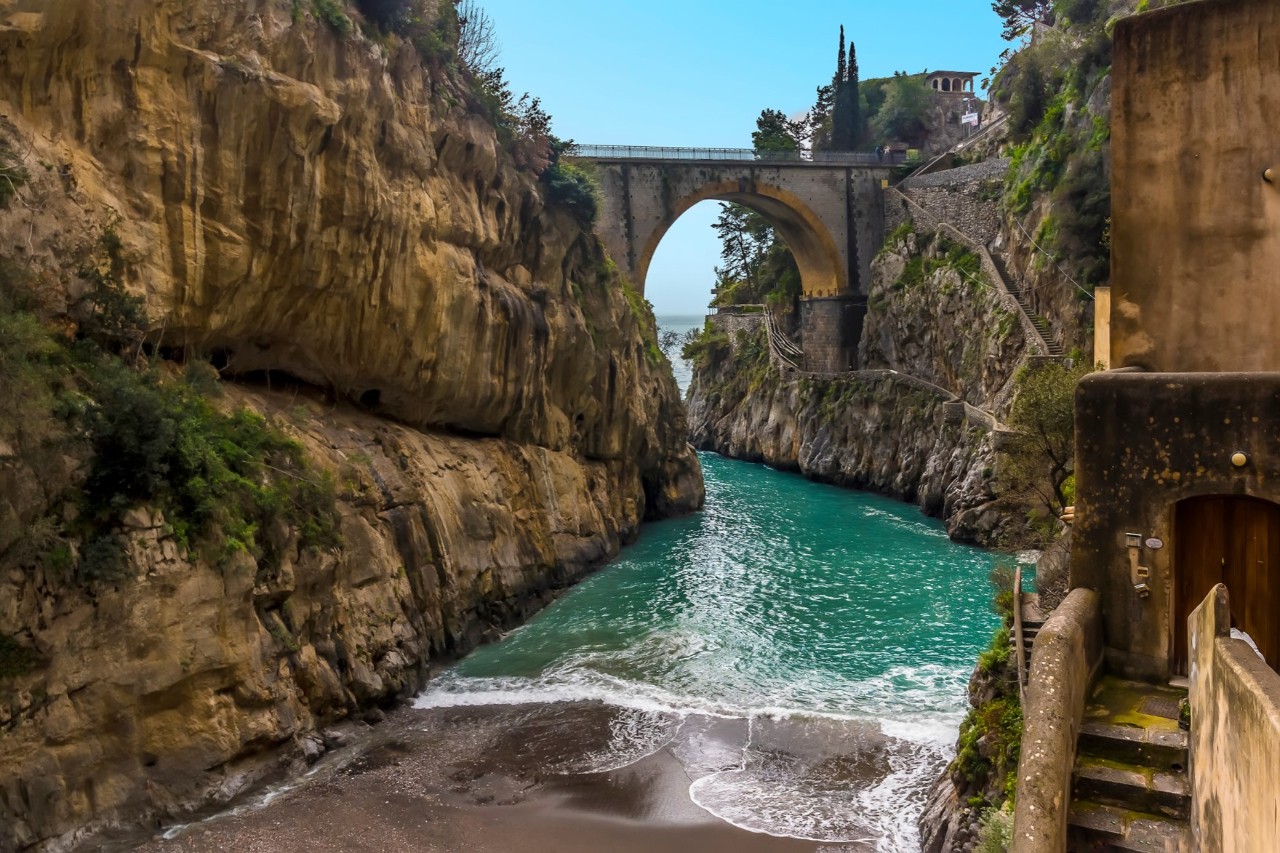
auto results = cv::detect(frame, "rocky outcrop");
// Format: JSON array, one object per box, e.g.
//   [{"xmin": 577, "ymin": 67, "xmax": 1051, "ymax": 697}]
[
  {"xmin": 686, "ymin": 327, "xmax": 1005, "ymax": 543},
  {"xmin": 2, "ymin": 387, "xmax": 696, "ymax": 851},
  {"xmin": 0, "ymin": 0, "xmax": 702, "ymax": 848},
  {"xmin": 861, "ymin": 230, "xmax": 1025, "ymax": 411},
  {"xmin": 686, "ymin": 222, "xmax": 1030, "ymax": 545}
]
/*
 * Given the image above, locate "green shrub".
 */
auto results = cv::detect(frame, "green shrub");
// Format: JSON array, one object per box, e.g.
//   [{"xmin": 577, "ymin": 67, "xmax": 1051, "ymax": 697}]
[
  {"xmin": 0, "ymin": 141, "xmax": 28, "ymax": 209},
  {"xmin": 79, "ymin": 357, "xmax": 341, "ymax": 568},
  {"xmin": 682, "ymin": 323, "xmax": 731, "ymax": 370},
  {"xmin": 311, "ymin": 0, "xmax": 353, "ymax": 36},
  {"xmin": 543, "ymin": 158, "xmax": 599, "ymax": 225},
  {"xmin": 975, "ymin": 804, "xmax": 1015, "ymax": 853},
  {"xmin": 0, "ymin": 634, "xmax": 42, "ymax": 679},
  {"xmin": 75, "ymin": 225, "xmax": 148, "ymax": 354}
]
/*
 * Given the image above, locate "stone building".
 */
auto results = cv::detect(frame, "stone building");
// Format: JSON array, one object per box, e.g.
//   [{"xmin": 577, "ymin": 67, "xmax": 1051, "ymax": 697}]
[
  {"xmin": 924, "ymin": 70, "xmax": 977, "ymax": 95},
  {"xmin": 1012, "ymin": 0, "xmax": 1280, "ymax": 850}
]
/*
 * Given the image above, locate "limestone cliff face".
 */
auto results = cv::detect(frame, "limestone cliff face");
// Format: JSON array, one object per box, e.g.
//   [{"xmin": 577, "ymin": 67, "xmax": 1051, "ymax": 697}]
[
  {"xmin": 0, "ymin": 0, "xmax": 702, "ymax": 848},
  {"xmin": 860, "ymin": 230, "xmax": 1025, "ymax": 413},
  {"xmin": 685, "ymin": 325, "xmax": 1005, "ymax": 544},
  {"xmin": 686, "ymin": 220, "xmax": 1031, "ymax": 544},
  {"xmin": 2, "ymin": 388, "xmax": 683, "ymax": 851},
  {"xmin": 0, "ymin": 0, "xmax": 694, "ymax": 477}
]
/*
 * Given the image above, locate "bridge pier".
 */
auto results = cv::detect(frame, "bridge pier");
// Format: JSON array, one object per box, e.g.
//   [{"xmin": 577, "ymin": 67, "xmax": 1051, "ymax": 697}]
[{"xmin": 800, "ymin": 294, "xmax": 867, "ymax": 373}]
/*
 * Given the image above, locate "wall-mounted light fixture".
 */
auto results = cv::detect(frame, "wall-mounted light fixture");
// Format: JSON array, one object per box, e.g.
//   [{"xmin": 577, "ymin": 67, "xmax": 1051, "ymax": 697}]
[
  {"xmin": 1265, "ymin": 168, "xmax": 1276, "ymax": 184},
  {"xmin": 1231, "ymin": 451, "xmax": 1250, "ymax": 468}
]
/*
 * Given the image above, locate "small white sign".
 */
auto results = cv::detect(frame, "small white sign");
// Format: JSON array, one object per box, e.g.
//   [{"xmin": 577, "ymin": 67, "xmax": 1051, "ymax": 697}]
[
  {"xmin": 961, "ymin": 112, "xmax": 980, "ymax": 127},
  {"xmin": 1146, "ymin": 538, "xmax": 1164, "ymax": 550}
]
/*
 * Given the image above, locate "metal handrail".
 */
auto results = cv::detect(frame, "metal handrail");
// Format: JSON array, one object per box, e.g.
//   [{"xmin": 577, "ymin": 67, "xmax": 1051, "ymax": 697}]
[{"xmin": 571, "ymin": 144, "xmax": 914, "ymax": 167}]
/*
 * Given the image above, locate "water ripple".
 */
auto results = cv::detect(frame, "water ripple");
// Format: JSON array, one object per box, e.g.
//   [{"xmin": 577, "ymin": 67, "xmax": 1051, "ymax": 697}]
[{"xmin": 416, "ymin": 451, "xmax": 999, "ymax": 848}]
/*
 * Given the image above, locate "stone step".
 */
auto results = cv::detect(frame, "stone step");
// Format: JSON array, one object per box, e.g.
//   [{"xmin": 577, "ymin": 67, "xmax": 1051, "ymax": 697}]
[
  {"xmin": 1009, "ymin": 624, "xmax": 1042, "ymax": 643},
  {"xmin": 1068, "ymin": 801, "xmax": 1192, "ymax": 852},
  {"xmin": 1072, "ymin": 757, "xmax": 1190, "ymax": 821},
  {"xmin": 1078, "ymin": 721, "xmax": 1189, "ymax": 773}
]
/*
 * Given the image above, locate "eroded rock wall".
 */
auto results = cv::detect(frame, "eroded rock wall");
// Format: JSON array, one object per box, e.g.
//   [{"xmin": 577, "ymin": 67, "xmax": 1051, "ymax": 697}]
[
  {"xmin": 687, "ymin": 224, "xmax": 1029, "ymax": 544},
  {"xmin": 0, "ymin": 0, "xmax": 703, "ymax": 847},
  {"xmin": 686, "ymin": 331, "xmax": 1003, "ymax": 543},
  {"xmin": 2, "ymin": 387, "xmax": 686, "ymax": 851},
  {"xmin": 860, "ymin": 231, "xmax": 1025, "ymax": 411}
]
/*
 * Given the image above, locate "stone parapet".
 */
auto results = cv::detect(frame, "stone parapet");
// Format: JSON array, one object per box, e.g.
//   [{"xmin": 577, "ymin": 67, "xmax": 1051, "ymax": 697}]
[
  {"xmin": 1189, "ymin": 584, "xmax": 1280, "ymax": 851},
  {"xmin": 1012, "ymin": 588, "xmax": 1103, "ymax": 853}
]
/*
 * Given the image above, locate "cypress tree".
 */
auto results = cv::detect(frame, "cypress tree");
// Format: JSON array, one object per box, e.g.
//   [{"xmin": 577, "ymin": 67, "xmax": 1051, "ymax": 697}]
[
  {"xmin": 847, "ymin": 40, "xmax": 862, "ymax": 146},
  {"xmin": 831, "ymin": 32, "xmax": 860, "ymax": 150},
  {"xmin": 836, "ymin": 26, "xmax": 847, "ymax": 87}
]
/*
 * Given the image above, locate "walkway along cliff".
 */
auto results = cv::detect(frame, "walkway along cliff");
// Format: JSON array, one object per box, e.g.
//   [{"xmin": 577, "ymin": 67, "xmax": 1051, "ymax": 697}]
[{"xmin": 0, "ymin": 1, "xmax": 702, "ymax": 848}]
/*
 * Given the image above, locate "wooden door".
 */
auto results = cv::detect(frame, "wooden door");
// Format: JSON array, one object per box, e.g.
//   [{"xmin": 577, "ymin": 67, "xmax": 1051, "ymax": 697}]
[{"xmin": 1175, "ymin": 496, "xmax": 1280, "ymax": 674}]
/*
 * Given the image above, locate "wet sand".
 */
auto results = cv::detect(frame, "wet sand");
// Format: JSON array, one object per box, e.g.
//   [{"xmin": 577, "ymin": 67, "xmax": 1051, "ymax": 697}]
[{"xmin": 133, "ymin": 702, "xmax": 898, "ymax": 852}]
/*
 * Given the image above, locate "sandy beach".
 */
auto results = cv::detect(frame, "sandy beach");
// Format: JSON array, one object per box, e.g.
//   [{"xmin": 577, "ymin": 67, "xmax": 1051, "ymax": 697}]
[{"xmin": 126, "ymin": 701, "xmax": 899, "ymax": 853}]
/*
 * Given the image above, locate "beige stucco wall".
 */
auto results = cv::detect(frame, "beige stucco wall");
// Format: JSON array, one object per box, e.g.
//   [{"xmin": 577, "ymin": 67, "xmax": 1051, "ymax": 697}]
[
  {"xmin": 1110, "ymin": 0, "xmax": 1280, "ymax": 372},
  {"xmin": 1188, "ymin": 585, "xmax": 1280, "ymax": 851}
]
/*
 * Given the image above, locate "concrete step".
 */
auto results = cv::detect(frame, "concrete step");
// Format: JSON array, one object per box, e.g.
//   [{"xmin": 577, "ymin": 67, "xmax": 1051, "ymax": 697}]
[
  {"xmin": 1068, "ymin": 801, "xmax": 1192, "ymax": 852},
  {"xmin": 1078, "ymin": 721, "xmax": 1189, "ymax": 774},
  {"xmin": 1072, "ymin": 757, "xmax": 1190, "ymax": 821}
]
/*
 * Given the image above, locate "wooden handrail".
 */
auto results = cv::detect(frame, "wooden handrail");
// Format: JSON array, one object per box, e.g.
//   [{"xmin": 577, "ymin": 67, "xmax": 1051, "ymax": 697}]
[{"xmin": 1013, "ymin": 564, "xmax": 1028, "ymax": 709}]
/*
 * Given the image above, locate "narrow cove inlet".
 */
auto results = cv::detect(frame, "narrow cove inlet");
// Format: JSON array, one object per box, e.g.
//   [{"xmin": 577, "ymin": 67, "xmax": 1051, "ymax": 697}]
[
  {"xmin": 145, "ymin": 450, "xmax": 1000, "ymax": 853},
  {"xmin": 416, "ymin": 453, "xmax": 1000, "ymax": 849}
]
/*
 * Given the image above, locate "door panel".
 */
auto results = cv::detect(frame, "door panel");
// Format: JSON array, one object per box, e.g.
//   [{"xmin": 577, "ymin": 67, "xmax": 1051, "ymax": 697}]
[{"xmin": 1175, "ymin": 496, "xmax": 1280, "ymax": 674}]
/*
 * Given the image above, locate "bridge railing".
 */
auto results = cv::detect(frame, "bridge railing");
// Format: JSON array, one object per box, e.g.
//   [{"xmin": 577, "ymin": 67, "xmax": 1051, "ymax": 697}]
[{"xmin": 570, "ymin": 144, "xmax": 911, "ymax": 167}]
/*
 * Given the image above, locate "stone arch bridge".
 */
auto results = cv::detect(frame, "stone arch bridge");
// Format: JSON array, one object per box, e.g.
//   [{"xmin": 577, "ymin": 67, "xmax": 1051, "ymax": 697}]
[{"xmin": 573, "ymin": 145, "xmax": 897, "ymax": 372}]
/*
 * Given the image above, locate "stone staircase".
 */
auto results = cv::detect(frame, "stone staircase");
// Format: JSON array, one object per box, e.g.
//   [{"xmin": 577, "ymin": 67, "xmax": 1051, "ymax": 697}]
[
  {"xmin": 989, "ymin": 253, "xmax": 1065, "ymax": 357},
  {"xmin": 1067, "ymin": 676, "xmax": 1192, "ymax": 852}
]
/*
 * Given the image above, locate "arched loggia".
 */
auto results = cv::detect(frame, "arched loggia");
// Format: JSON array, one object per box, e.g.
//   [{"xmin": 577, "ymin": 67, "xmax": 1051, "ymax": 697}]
[{"xmin": 632, "ymin": 180, "xmax": 847, "ymax": 299}]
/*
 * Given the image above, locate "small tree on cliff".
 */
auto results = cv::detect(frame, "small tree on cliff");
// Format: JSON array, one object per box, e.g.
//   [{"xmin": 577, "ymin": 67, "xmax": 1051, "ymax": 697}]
[
  {"xmin": 991, "ymin": 0, "xmax": 1055, "ymax": 41},
  {"xmin": 999, "ymin": 359, "xmax": 1093, "ymax": 521},
  {"xmin": 871, "ymin": 74, "xmax": 930, "ymax": 148},
  {"xmin": 457, "ymin": 0, "xmax": 500, "ymax": 75}
]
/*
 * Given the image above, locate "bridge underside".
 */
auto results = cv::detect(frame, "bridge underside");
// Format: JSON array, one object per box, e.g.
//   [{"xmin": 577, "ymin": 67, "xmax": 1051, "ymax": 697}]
[{"xmin": 587, "ymin": 158, "xmax": 892, "ymax": 371}]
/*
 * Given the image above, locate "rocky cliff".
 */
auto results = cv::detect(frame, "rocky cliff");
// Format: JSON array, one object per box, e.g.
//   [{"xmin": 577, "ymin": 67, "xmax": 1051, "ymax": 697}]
[
  {"xmin": 686, "ymin": 223, "xmax": 1027, "ymax": 545},
  {"xmin": 685, "ymin": 318, "xmax": 1007, "ymax": 544},
  {"xmin": 860, "ymin": 228, "xmax": 1025, "ymax": 412},
  {"xmin": 0, "ymin": 0, "xmax": 702, "ymax": 848}
]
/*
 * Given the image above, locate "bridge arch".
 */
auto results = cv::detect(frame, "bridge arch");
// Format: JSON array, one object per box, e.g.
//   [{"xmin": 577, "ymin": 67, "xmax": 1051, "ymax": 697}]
[
  {"xmin": 581, "ymin": 149, "xmax": 893, "ymax": 371},
  {"xmin": 634, "ymin": 179, "xmax": 847, "ymax": 298}
]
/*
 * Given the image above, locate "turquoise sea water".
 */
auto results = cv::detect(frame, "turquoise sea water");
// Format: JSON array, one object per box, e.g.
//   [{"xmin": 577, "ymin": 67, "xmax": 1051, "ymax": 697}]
[
  {"xmin": 418, "ymin": 454, "xmax": 999, "ymax": 847},
  {"xmin": 656, "ymin": 312, "xmax": 704, "ymax": 393},
  {"xmin": 415, "ymin": 315, "xmax": 1000, "ymax": 848}
]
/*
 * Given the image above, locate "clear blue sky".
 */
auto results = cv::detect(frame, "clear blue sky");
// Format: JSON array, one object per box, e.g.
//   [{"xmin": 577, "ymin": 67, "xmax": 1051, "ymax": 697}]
[{"xmin": 480, "ymin": 0, "xmax": 1011, "ymax": 316}]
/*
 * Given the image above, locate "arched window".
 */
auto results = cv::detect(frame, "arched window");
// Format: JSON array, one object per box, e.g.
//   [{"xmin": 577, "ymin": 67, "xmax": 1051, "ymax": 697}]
[
  {"xmin": 941, "ymin": 78, "xmax": 951, "ymax": 92},
  {"xmin": 953, "ymin": 78, "xmax": 962, "ymax": 93},
  {"xmin": 932, "ymin": 79, "xmax": 939, "ymax": 90}
]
